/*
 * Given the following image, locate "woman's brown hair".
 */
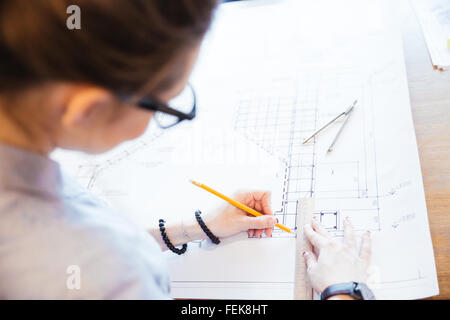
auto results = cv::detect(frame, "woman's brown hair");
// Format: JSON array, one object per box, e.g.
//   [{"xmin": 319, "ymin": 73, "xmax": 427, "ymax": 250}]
[{"xmin": 0, "ymin": 0, "xmax": 218, "ymax": 97}]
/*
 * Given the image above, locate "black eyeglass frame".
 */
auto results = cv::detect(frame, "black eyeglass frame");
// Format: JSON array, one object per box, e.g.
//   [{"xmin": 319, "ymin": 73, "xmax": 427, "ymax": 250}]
[{"xmin": 136, "ymin": 84, "xmax": 197, "ymax": 129}]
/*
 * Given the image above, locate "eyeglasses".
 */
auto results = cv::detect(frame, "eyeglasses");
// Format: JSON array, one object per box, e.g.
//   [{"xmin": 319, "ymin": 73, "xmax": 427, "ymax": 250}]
[{"xmin": 136, "ymin": 84, "xmax": 197, "ymax": 129}]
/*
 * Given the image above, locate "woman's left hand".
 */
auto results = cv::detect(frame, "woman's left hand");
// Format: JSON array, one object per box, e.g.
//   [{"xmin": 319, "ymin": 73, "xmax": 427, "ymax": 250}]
[{"xmin": 204, "ymin": 191, "xmax": 278, "ymax": 239}]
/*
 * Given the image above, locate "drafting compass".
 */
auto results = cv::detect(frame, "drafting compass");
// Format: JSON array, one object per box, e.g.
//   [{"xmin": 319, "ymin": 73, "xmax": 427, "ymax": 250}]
[{"xmin": 302, "ymin": 100, "xmax": 357, "ymax": 153}]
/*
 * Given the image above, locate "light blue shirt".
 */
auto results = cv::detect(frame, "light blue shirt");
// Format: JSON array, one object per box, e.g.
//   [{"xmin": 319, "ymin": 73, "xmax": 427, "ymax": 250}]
[{"xmin": 0, "ymin": 143, "xmax": 171, "ymax": 299}]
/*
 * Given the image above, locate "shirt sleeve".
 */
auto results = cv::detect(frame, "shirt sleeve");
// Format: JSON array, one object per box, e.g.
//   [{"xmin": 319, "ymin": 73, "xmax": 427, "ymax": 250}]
[{"xmin": 65, "ymin": 222, "xmax": 172, "ymax": 300}]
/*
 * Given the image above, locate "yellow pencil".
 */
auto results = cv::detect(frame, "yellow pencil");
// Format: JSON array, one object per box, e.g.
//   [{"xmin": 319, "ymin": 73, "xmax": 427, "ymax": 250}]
[{"xmin": 190, "ymin": 180, "xmax": 292, "ymax": 234}]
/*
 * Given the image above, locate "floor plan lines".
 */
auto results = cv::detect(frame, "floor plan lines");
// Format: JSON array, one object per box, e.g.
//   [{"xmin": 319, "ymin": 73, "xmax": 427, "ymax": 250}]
[
  {"xmin": 315, "ymin": 211, "xmax": 340, "ymax": 230},
  {"xmin": 233, "ymin": 69, "xmax": 383, "ymax": 237}
]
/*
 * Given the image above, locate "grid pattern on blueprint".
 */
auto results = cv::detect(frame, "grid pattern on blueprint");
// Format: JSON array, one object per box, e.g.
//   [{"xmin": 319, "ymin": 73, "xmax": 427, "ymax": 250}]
[
  {"xmin": 233, "ymin": 75, "xmax": 320, "ymax": 236},
  {"xmin": 233, "ymin": 70, "xmax": 383, "ymax": 237}
]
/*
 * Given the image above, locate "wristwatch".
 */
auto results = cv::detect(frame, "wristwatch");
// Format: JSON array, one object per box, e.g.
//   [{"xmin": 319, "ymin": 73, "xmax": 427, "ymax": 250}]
[{"xmin": 320, "ymin": 282, "xmax": 376, "ymax": 300}]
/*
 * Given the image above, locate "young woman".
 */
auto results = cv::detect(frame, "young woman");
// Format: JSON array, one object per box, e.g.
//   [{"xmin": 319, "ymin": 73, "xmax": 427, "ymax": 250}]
[{"xmin": 0, "ymin": 0, "xmax": 371, "ymax": 299}]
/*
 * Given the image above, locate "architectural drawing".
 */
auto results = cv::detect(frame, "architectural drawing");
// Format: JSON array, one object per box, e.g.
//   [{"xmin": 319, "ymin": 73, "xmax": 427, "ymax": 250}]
[{"xmin": 234, "ymin": 69, "xmax": 382, "ymax": 238}]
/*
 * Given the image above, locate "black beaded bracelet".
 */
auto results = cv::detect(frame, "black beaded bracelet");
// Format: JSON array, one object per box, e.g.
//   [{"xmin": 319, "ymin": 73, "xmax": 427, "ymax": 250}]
[
  {"xmin": 159, "ymin": 219, "xmax": 187, "ymax": 255},
  {"xmin": 195, "ymin": 210, "xmax": 221, "ymax": 245}
]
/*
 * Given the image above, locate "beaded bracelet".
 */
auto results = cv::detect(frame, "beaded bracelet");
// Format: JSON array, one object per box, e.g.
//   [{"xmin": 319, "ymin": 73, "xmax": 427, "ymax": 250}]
[
  {"xmin": 159, "ymin": 219, "xmax": 187, "ymax": 255},
  {"xmin": 195, "ymin": 210, "xmax": 221, "ymax": 245}
]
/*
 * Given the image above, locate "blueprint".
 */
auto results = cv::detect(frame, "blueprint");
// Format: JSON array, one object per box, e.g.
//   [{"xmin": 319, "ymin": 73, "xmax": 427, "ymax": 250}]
[{"xmin": 53, "ymin": 0, "xmax": 438, "ymax": 299}]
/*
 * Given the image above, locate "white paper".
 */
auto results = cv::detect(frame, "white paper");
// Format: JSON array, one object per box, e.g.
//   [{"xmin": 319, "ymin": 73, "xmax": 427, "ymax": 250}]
[
  {"xmin": 412, "ymin": 0, "xmax": 450, "ymax": 69},
  {"xmin": 53, "ymin": 0, "xmax": 438, "ymax": 299}
]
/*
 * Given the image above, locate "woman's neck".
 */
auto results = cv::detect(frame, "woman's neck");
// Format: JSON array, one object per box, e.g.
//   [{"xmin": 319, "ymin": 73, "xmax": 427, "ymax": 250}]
[{"xmin": 0, "ymin": 105, "xmax": 55, "ymax": 156}]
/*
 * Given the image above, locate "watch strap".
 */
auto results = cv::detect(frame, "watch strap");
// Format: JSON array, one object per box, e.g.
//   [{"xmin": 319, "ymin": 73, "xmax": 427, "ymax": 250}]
[
  {"xmin": 321, "ymin": 282, "xmax": 362, "ymax": 300},
  {"xmin": 355, "ymin": 282, "xmax": 376, "ymax": 300}
]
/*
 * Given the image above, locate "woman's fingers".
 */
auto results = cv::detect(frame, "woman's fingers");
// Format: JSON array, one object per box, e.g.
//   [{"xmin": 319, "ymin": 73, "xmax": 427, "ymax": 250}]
[
  {"xmin": 360, "ymin": 231, "xmax": 372, "ymax": 267},
  {"xmin": 303, "ymin": 250, "xmax": 317, "ymax": 272},
  {"xmin": 254, "ymin": 229, "xmax": 263, "ymax": 238},
  {"xmin": 252, "ymin": 194, "xmax": 265, "ymax": 238},
  {"xmin": 258, "ymin": 191, "xmax": 273, "ymax": 215},
  {"xmin": 243, "ymin": 215, "xmax": 277, "ymax": 232},
  {"xmin": 304, "ymin": 223, "xmax": 329, "ymax": 250},
  {"xmin": 343, "ymin": 217, "xmax": 357, "ymax": 252},
  {"xmin": 312, "ymin": 217, "xmax": 331, "ymax": 239},
  {"xmin": 258, "ymin": 192, "xmax": 275, "ymax": 238},
  {"xmin": 247, "ymin": 191, "xmax": 274, "ymax": 238},
  {"xmin": 248, "ymin": 226, "xmax": 274, "ymax": 238}
]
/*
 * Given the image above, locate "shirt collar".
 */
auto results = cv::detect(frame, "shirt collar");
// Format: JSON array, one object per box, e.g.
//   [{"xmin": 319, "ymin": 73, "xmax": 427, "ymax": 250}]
[{"xmin": 0, "ymin": 143, "xmax": 63, "ymax": 197}]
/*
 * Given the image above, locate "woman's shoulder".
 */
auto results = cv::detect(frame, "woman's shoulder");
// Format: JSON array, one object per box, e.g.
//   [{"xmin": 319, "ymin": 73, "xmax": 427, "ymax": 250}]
[{"xmin": 0, "ymin": 187, "xmax": 171, "ymax": 299}]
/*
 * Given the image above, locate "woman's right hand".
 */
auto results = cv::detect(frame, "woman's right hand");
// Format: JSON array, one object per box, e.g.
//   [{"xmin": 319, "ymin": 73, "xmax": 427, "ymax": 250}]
[
  {"xmin": 204, "ymin": 190, "xmax": 277, "ymax": 239},
  {"xmin": 302, "ymin": 217, "xmax": 372, "ymax": 295}
]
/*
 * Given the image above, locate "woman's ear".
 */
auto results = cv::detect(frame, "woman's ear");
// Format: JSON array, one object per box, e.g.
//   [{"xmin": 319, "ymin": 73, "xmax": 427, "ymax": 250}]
[{"xmin": 61, "ymin": 87, "xmax": 114, "ymax": 128}]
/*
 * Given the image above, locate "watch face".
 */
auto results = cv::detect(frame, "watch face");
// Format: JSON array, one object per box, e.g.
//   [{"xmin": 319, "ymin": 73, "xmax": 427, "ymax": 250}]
[{"xmin": 355, "ymin": 283, "xmax": 376, "ymax": 300}]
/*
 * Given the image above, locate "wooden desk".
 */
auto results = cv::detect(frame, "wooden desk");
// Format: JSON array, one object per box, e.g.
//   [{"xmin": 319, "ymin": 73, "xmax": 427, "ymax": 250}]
[{"xmin": 400, "ymin": 0, "xmax": 450, "ymax": 299}]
